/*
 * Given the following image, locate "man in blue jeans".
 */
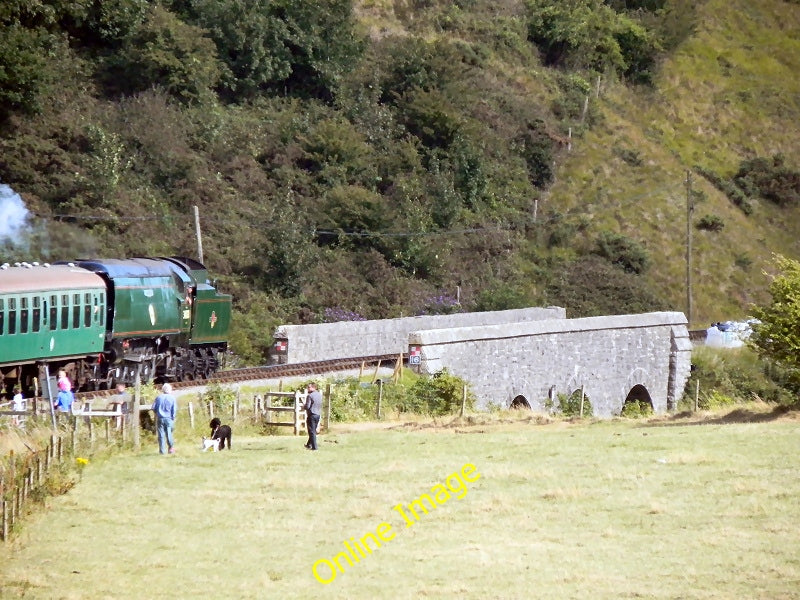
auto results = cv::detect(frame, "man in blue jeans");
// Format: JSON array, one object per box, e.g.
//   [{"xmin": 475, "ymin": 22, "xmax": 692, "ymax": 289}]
[
  {"xmin": 304, "ymin": 382, "xmax": 322, "ymax": 451},
  {"xmin": 152, "ymin": 383, "xmax": 177, "ymax": 454}
]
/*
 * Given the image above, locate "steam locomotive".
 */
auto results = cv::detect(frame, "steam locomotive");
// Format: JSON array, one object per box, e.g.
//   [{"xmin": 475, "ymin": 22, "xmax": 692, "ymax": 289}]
[{"xmin": 0, "ymin": 256, "xmax": 231, "ymax": 397}]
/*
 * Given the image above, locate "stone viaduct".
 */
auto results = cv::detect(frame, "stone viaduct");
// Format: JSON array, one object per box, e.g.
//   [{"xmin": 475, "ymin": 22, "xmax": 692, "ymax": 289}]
[
  {"xmin": 272, "ymin": 306, "xmax": 566, "ymax": 364},
  {"xmin": 409, "ymin": 311, "xmax": 692, "ymax": 417},
  {"xmin": 271, "ymin": 309, "xmax": 692, "ymax": 418}
]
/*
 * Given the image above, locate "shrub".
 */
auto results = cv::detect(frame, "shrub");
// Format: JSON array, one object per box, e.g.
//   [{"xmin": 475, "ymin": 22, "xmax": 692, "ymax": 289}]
[
  {"xmin": 202, "ymin": 383, "xmax": 237, "ymax": 416},
  {"xmin": 620, "ymin": 399, "xmax": 653, "ymax": 418},
  {"xmin": 322, "ymin": 307, "xmax": 367, "ymax": 322},
  {"xmin": 593, "ymin": 231, "xmax": 650, "ymax": 274},
  {"xmin": 614, "ymin": 146, "xmax": 643, "ymax": 167},
  {"xmin": 733, "ymin": 154, "xmax": 800, "ymax": 207},
  {"xmin": 553, "ymin": 390, "xmax": 592, "ymax": 417},
  {"xmin": 525, "ymin": 0, "xmax": 661, "ymax": 83},
  {"xmin": 695, "ymin": 166, "xmax": 753, "ymax": 215},
  {"xmin": 515, "ymin": 120, "xmax": 555, "ymax": 188},
  {"xmin": 473, "ymin": 284, "xmax": 529, "ymax": 311},
  {"xmin": 682, "ymin": 345, "xmax": 795, "ymax": 408},
  {"xmin": 408, "ymin": 369, "xmax": 475, "ymax": 416},
  {"xmin": 114, "ymin": 5, "xmax": 223, "ymax": 104},
  {"xmin": 696, "ymin": 214, "xmax": 724, "ymax": 232},
  {"xmin": 417, "ymin": 293, "xmax": 462, "ymax": 316},
  {"xmin": 178, "ymin": 0, "xmax": 363, "ymax": 100},
  {"xmin": 734, "ymin": 253, "xmax": 752, "ymax": 271},
  {"xmin": 544, "ymin": 255, "xmax": 668, "ymax": 317},
  {"xmin": 0, "ymin": 24, "xmax": 57, "ymax": 117}
]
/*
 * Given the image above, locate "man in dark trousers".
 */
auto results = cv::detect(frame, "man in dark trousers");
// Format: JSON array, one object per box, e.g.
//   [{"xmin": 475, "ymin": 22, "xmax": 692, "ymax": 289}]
[{"xmin": 304, "ymin": 382, "xmax": 322, "ymax": 451}]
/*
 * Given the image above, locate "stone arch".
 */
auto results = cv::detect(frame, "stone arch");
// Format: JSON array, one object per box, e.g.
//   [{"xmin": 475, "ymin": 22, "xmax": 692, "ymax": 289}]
[
  {"xmin": 510, "ymin": 395, "xmax": 531, "ymax": 409},
  {"xmin": 622, "ymin": 384, "xmax": 654, "ymax": 415},
  {"xmin": 625, "ymin": 367, "xmax": 650, "ymax": 394}
]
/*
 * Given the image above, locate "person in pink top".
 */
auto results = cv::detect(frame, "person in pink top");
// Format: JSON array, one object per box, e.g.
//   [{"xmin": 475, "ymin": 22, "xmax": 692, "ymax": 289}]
[{"xmin": 55, "ymin": 370, "xmax": 74, "ymax": 413}]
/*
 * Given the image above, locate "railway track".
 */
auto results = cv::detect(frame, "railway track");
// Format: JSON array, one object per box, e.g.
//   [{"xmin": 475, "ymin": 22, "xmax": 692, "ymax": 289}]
[{"xmin": 71, "ymin": 354, "xmax": 402, "ymax": 404}]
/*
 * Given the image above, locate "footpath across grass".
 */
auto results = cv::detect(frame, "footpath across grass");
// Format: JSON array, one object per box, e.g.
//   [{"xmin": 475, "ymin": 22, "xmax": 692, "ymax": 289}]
[{"xmin": 1, "ymin": 413, "xmax": 799, "ymax": 599}]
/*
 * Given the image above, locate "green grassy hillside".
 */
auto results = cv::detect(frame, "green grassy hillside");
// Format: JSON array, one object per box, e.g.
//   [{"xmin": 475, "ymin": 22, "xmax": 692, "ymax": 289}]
[{"xmin": 550, "ymin": 0, "xmax": 800, "ymax": 326}]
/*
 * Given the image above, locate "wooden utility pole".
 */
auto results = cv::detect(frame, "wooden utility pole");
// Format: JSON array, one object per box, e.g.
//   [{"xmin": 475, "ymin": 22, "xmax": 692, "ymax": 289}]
[
  {"xmin": 685, "ymin": 171, "xmax": 694, "ymax": 326},
  {"xmin": 193, "ymin": 205, "xmax": 204, "ymax": 264}
]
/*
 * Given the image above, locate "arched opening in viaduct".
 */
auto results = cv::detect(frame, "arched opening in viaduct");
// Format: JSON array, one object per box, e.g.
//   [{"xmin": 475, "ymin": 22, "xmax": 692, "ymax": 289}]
[
  {"xmin": 510, "ymin": 395, "xmax": 531, "ymax": 409},
  {"xmin": 623, "ymin": 384, "xmax": 654, "ymax": 415}
]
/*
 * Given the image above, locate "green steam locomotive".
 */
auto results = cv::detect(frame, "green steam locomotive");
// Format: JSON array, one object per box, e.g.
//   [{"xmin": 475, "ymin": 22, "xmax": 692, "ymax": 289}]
[{"xmin": 0, "ymin": 256, "xmax": 231, "ymax": 397}]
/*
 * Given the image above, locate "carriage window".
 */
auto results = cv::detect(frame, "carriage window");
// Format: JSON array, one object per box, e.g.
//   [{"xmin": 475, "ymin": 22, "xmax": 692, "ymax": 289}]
[
  {"xmin": 84, "ymin": 293, "xmax": 91, "ymax": 327},
  {"xmin": 99, "ymin": 296, "xmax": 105, "ymax": 327},
  {"xmin": 61, "ymin": 294, "xmax": 69, "ymax": 329},
  {"xmin": 0, "ymin": 298, "xmax": 4, "ymax": 334},
  {"xmin": 20, "ymin": 297, "xmax": 29, "ymax": 334},
  {"xmin": 50, "ymin": 295, "xmax": 58, "ymax": 330},
  {"xmin": 73, "ymin": 294, "xmax": 80, "ymax": 329},
  {"xmin": 32, "ymin": 296, "xmax": 41, "ymax": 332},
  {"xmin": 8, "ymin": 298, "xmax": 16, "ymax": 334}
]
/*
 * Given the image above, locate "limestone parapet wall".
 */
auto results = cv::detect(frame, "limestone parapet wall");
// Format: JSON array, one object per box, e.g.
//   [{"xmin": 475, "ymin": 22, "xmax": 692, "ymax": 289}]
[
  {"xmin": 273, "ymin": 306, "xmax": 566, "ymax": 364},
  {"xmin": 409, "ymin": 311, "xmax": 691, "ymax": 417}
]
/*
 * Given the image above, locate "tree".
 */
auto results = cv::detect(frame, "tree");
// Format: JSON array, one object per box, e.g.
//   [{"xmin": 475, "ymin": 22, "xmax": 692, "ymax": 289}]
[
  {"xmin": 176, "ymin": 0, "xmax": 362, "ymax": 101},
  {"xmin": 116, "ymin": 5, "xmax": 223, "ymax": 104},
  {"xmin": 750, "ymin": 255, "xmax": 800, "ymax": 372},
  {"xmin": 525, "ymin": 0, "xmax": 661, "ymax": 83}
]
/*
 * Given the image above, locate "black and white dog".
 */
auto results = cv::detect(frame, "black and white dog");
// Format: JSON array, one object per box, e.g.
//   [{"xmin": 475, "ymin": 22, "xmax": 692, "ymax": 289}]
[{"xmin": 209, "ymin": 417, "xmax": 232, "ymax": 450}]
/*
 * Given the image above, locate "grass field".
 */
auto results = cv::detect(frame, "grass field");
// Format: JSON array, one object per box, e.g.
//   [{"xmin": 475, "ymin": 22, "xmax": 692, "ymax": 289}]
[{"xmin": 1, "ymin": 411, "xmax": 799, "ymax": 599}]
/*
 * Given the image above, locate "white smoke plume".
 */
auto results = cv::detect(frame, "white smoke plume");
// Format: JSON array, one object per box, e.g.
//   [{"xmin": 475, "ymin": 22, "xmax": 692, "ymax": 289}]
[{"xmin": 0, "ymin": 183, "xmax": 30, "ymax": 241}]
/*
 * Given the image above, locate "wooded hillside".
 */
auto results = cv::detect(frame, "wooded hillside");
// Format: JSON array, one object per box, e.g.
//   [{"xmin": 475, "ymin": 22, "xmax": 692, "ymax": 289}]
[{"xmin": 1, "ymin": 0, "xmax": 798, "ymax": 363}]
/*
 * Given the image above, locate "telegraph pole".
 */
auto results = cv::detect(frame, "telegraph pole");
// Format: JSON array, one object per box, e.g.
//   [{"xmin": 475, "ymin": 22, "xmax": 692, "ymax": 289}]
[{"xmin": 685, "ymin": 171, "xmax": 693, "ymax": 326}]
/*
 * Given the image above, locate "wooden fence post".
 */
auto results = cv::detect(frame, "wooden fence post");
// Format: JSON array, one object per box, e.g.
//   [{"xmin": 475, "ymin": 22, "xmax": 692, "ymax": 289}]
[
  {"xmin": 1, "ymin": 501, "xmax": 7, "ymax": 541},
  {"xmin": 188, "ymin": 402, "xmax": 195, "ymax": 429},
  {"xmin": 579, "ymin": 385, "xmax": 585, "ymax": 418},
  {"xmin": 371, "ymin": 360, "xmax": 382, "ymax": 384},
  {"xmin": 694, "ymin": 379, "xmax": 700, "ymax": 412},
  {"xmin": 325, "ymin": 384, "xmax": 331, "ymax": 432},
  {"xmin": 132, "ymin": 363, "xmax": 142, "ymax": 451},
  {"xmin": 293, "ymin": 390, "xmax": 301, "ymax": 436},
  {"xmin": 461, "ymin": 384, "xmax": 467, "ymax": 417},
  {"xmin": 265, "ymin": 396, "xmax": 272, "ymax": 424},
  {"xmin": 377, "ymin": 380, "xmax": 383, "ymax": 419}
]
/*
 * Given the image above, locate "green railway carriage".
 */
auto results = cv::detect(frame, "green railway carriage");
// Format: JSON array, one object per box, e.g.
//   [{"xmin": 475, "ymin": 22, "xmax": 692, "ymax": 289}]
[{"xmin": 0, "ymin": 264, "xmax": 107, "ymax": 393}]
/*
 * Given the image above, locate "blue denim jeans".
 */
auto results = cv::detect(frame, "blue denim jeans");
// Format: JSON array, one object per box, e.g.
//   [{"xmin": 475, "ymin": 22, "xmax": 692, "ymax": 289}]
[{"xmin": 157, "ymin": 417, "xmax": 175, "ymax": 454}]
